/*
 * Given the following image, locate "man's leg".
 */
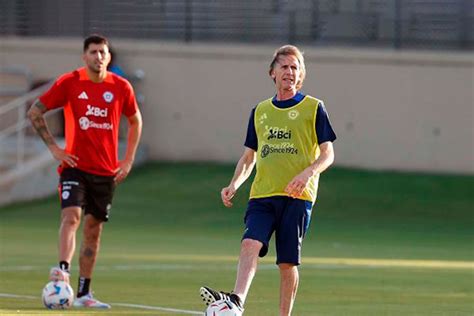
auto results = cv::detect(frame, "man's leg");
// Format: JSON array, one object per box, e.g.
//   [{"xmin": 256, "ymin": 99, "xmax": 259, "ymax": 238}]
[
  {"xmin": 59, "ymin": 206, "xmax": 82, "ymax": 264},
  {"xmin": 50, "ymin": 206, "xmax": 82, "ymax": 283},
  {"xmin": 233, "ymin": 238, "xmax": 263, "ymax": 303},
  {"xmin": 76, "ymin": 214, "xmax": 103, "ymax": 299},
  {"xmin": 200, "ymin": 198, "xmax": 273, "ymax": 309},
  {"xmin": 200, "ymin": 238, "xmax": 262, "ymax": 310},
  {"xmin": 279, "ymin": 263, "xmax": 299, "ymax": 316},
  {"xmin": 276, "ymin": 198, "xmax": 311, "ymax": 315},
  {"xmin": 79, "ymin": 214, "xmax": 104, "ymax": 279},
  {"xmin": 73, "ymin": 214, "xmax": 110, "ymax": 308}
]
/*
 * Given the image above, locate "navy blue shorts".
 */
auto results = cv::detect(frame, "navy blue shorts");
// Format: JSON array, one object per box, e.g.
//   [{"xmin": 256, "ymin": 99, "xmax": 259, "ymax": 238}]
[{"xmin": 242, "ymin": 196, "xmax": 313, "ymax": 265}]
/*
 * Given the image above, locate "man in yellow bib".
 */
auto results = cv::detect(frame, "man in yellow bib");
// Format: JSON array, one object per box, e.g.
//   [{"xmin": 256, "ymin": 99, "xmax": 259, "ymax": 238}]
[{"xmin": 200, "ymin": 45, "xmax": 336, "ymax": 315}]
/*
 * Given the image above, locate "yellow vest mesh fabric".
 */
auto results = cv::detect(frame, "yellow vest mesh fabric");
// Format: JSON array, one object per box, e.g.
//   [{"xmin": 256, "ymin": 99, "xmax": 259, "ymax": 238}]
[{"xmin": 250, "ymin": 95, "xmax": 321, "ymax": 202}]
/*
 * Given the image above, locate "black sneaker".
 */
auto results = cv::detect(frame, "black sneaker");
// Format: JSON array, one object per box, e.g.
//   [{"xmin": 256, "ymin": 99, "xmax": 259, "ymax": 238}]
[{"xmin": 200, "ymin": 286, "xmax": 243, "ymax": 310}]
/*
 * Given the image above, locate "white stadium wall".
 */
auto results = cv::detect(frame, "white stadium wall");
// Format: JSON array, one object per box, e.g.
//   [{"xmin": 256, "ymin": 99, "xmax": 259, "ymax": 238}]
[{"xmin": 1, "ymin": 38, "xmax": 472, "ymax": 174}]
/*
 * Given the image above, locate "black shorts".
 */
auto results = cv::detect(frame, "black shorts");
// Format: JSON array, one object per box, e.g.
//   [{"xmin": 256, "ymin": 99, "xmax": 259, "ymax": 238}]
[{"xmin": 58, "ymin": 168, "xmax": 116, "ymax": 222}]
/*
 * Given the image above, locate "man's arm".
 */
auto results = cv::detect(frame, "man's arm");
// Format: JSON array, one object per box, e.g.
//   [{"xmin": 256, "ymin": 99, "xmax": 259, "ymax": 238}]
[
  {"xmin": 114, "ymin": 110, "xmax": 143, "ymax": 183},
  {"xmin": 221, "ymin": 147, "xmax": 257, "ymax": 208},
  {"xmin": 285, "ymin": 141, "xmax": 335, "ymax": 198},
  {"xmin": 27, "ymin": 99, "xmax": 78, "ymax": 167}
]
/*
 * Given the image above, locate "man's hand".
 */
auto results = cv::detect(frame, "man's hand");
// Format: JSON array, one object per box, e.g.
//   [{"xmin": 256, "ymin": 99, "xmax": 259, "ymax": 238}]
[
  {"xmin": 284, "ymin": 168, "xmax": 313, "ymax": 198},
  {"xmin": 221, "ymin": 185, "xmax": 237, "ymax": 208},
  {"xmin": 49, "ymin": 145, "xmax": 79, "ymax": 168},
  {"xmin": 114, "ymin": 159, "xmax": 133, "ymax": 183}
]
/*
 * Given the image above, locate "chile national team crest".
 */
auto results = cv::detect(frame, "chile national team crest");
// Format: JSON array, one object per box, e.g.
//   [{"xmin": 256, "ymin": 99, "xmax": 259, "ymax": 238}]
[
  {"xmin": 288, "ymin": 109, "xmax": 299, "ymax": 120},
  {"xmin": 103, "ymin": 91, "xmax": 114, "ymax": 103}
]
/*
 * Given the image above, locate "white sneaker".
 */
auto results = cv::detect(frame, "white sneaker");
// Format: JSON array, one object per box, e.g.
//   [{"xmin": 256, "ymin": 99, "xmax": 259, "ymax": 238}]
[
  {"xmin": 49, "ymin": 267, "xmax": 70, "ymax": 284},
  {"xmin": 200, "ymin": 286, "xmax": 244, "ymax": 311},
  {"xmin": 72, "ymin": 293, "xmax": 111, "ymax": 309}
]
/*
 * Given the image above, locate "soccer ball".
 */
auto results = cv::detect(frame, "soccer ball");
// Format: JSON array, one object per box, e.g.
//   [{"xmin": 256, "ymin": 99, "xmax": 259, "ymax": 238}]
[
  {"xmin": 42, "ymin": 281, "xmax": 74, "ymax": 309},
  {"xmin": 205, "ymin": 299, "xmax": 242, "ymax": 316}
]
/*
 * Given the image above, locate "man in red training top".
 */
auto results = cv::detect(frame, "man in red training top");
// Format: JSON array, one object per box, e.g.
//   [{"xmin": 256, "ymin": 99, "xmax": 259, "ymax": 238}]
[{"xmin": 27, "ymin": 34, "xmax": 142, "ymax": 309}]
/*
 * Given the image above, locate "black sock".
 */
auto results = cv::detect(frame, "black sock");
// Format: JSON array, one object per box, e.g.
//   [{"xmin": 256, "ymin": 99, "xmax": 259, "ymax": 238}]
[
  {"xmin": 77, "ymin": 277, "xmax": 91, "ymax": 298},
  {"xmin": 59, "ymin": 261, "xmax": 70, "ymax": 273}
]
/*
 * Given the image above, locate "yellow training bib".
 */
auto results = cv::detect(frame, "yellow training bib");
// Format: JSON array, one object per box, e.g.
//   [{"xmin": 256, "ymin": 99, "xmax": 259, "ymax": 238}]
[{"xmin": 250, "ymin": 95, "xmax": 321, "ymax": 202}]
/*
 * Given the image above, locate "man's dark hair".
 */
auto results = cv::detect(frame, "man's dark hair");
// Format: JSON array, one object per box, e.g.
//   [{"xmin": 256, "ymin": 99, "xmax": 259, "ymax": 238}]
[{"xmin": 83, "ymin": 34, "xmax": 109, "ymax": 52}]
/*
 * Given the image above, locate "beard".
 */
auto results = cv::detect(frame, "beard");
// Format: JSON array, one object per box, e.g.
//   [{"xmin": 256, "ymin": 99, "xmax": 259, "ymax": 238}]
[{"xmin": 88, "ymin": 63, "xmax": 105, "ymax": 74}]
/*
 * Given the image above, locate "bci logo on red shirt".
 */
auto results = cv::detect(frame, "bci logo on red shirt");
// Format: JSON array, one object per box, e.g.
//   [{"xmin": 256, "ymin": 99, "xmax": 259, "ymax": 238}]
[{"xmin": 86, "ymin": 104, "xmax": 108, "ymax": 117}]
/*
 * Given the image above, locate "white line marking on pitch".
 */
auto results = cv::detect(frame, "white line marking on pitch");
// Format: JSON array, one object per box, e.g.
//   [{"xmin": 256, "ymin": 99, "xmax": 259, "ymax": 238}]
[
  {"xmin": 0, "ymin": 263, "xmax": 238, "ymax": 272},
  {"xmin": 0, "ymin": 293, "xmax": 36, "ymax": 299},
  {"xmin": 1, "ymin": 256, "xmax": 473, "ymax": 272},
  {"xmin": 112, "ymin": 303, "xmax": 203, "ymax": 315},
  {"xmin": 0, "ymin": 293, "xmax": 204, "ymax": 315}
]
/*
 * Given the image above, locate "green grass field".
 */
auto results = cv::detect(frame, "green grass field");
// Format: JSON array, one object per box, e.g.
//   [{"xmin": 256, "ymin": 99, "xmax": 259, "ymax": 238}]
[{"xmin": 0, "ymin": 163, "xmax": 473, "ymax": 315}]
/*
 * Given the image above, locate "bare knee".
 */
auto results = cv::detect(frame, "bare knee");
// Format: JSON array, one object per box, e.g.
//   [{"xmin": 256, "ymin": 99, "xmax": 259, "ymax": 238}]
[
  {"xmin": 61, "ymin": 207, "xmax": 81, "ymax": 229},
  {"xmin": 241, "ymin": 238, "xmax": 263, "ymax": 253},
  {"xmin": 278, "ymin": 263, "xmax": 297, "ymax": 272}
]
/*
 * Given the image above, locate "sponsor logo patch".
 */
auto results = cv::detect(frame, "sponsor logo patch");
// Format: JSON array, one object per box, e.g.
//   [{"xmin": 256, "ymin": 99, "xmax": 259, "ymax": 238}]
[
  {"xmin": 79, "ymin": 117, "xmax": 113, "ymax": 131},
  {"xmin": 86, "ymin": 104, "xmax": 108, "ymax": 117},
  {"xmin": 268, "ymin": 128, "xmax": 292, "ymax": 140},
  {"xmin": 260, "ymin": 143, "xmax": 298, "ymax": 158}
]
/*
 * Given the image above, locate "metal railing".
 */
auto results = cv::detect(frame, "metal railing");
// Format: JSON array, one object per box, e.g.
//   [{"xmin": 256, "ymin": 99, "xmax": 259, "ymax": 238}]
[
  {"xmin": 0, "ymin": 65, "xmax": 32, "ymax": 98},
  {"xmin": 1, "ymin": 0, "xmax": 472, "ymax": 50},
  {"xmin": 0, "ymin": 81, "xmax": 55, "ymax": 170}
]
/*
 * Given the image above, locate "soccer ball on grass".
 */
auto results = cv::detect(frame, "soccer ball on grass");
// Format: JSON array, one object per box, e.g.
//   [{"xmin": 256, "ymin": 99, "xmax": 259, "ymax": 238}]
[
  {"xmin": 42, "ymin": 281, "xmax": 74, "ymax": 309},
  {"xmin": 205, "ymin": 299, "xmax": 242, "ymax": 316}
]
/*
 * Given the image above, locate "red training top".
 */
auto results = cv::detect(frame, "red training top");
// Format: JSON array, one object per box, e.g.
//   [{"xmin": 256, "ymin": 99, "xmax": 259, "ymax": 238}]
[{"xmin": 40, "ymin": 67, "xmax": 138, "ymax": 176}]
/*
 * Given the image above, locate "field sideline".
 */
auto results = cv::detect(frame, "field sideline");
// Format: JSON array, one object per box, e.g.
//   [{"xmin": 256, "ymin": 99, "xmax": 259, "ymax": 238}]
[
  {"xmin": 0, "ymin": 163, "xmax": 473, "ymax": 315},
  {"xmin": 1, "ymin": 255, "xmax": 473, "ymax": 270}
]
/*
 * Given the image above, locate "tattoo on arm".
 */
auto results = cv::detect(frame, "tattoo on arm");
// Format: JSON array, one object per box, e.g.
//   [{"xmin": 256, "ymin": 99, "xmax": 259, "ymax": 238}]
[
  {"xmin": 34, "ymin": 100, "xmax": 48, "ymax": 113},
  {"xmin": 28, "ymin": 100, "xmax": 56, "ymax": 146}
]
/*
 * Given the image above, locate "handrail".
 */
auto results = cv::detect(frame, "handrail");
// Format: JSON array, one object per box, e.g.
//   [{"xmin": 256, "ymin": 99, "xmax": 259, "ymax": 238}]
[
  {"xmin": 0, "ymin": 81, "xmax": 52, "ymax": 116},
  {"xmin": 0, "ymin": 149, "xmax": 54, "ymax": 186},
  {"xmin": 0, "ymin": 81, "xmax": 58, "ymax": 169},
  {"xmin": 0, "ymin": 65, "xmax": 32, "ymax": 96},
  {"xmin": 0, "ymin": 81, "xmax": 56, "ymax": 142},
  {"xmin": 0, "ymin": 107, "xmax": 61, "ymax": 143}
]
